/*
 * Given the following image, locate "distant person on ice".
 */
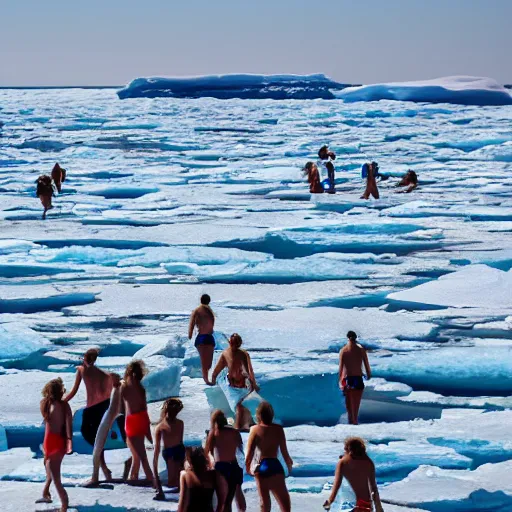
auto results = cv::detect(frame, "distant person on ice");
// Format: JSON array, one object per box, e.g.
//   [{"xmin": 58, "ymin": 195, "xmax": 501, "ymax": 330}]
[
  {"xmin": 209, "ymin": 333, "xmax": 259, "ymax": 430},
  {"xmin": 317, "ymin": 145, "xmax": 336, "ymax": 193},
  {"xmin": 303, "ymin": 162, "xmax": 324, "ymax": 194},
  {"xmin": 51, "ymin": 163, "xmax": 67, "ymax": 193},
  {"xmin": 396, "ymin": 170, "xmax": 418, "ymax": 193},
  {"xmin": 64, "ymin": 348, "xmax": 114, "ymax": 481},
  {"xmin": 323, "ymin": 437, "xmax": 384, "ymax": 512},
  {"xmin": 37, "ymin": 378, "xmax": 72, "ymax": 511},
  {"xmin": 338, "ymin": 331, "xmax": 372, "ymax": 425},
  {"xmin": 189, "ymin": 294, "xmax": 216, "ymax": 383},
  {"xmin": 360, "ymin": 162, "xmax": 380, "ymax": 200},
  {"xmin": 36, "ymin": 175, "xmax": 54, "ymax": 220}
]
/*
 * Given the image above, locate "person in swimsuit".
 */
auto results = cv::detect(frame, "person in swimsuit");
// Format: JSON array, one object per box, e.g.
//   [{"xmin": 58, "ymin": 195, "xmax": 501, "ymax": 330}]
[
  {"xmin": 51, "ymin": 163, "xmax": 67, "ymax": 194},
  {"xmin": 396, "ymin": 170, "xmax": 418, "ymax": 193},
  {"xmin": 189, "ymin": 294, "xmax": 216, "ymax": 383},
  {"xmin": 64, "ymin": 348, "xmax": 113, "ymax": 480},
  {"xmin": 178, "ymin": 446, "xmax": 219, "ymax": 512},
  {"xmin": 303, "ymin": 162, "xmax": 324, "ymax": 194},
  {"xmin": 360, "ymin": 162, "xmax": 380, "ymax": 200},
  {"xmin": 121, "ymin": 360, "xmax": 155, "ymax": 485},
  {"xmin": 339, "ymin": 331, "xmax": 372, "ymax": 426},
  {"xmin": 245, "ymin": 402, "xmax": 293, "ymax": 512},
  {"xmin": 84, "ymin": 373, "xmax": 131, "ymax": 487},
  {"xmin": 36, "ymin": 175, "xmax": 54, "ymax": 220},
  {"xmin": 37, "ymin": 378, "xmax": 72, "ymax": 511},
  {"xmin": 209, "ymin": 333, "xmax": 259, "ymax": 430},
  {"xmin": 323, "ymin": 437, "xmax": 384, "ymax": 512},
  {"xmin": 154, "ymin": 398, "xmax": 185, "ymax": 499},
  {"xmin": 318, "ymin": 145, "xmax": 336, "ymax": 194},
  {"xmin": 205, "ymin": 409, "xmax": 247, "ymax": 512}
]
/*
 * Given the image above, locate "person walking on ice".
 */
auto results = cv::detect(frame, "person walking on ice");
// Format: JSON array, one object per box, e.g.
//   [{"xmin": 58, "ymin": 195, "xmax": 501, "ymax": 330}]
[
  {"xmin": 189, "ymin": 294, "xmax": 216, "ymax": 383},
  {"xmin": 339, "ymin": 331, "xmax": 372, "ymax": 425}
]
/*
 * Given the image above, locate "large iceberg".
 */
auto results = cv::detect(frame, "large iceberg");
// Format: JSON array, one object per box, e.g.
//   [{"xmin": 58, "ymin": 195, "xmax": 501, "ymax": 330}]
[
  {"xmin": 335, "ymin": 76, "xmax": 512, "ymax": 106},
  {"xmin": 118, "ymin": 73, "xmax": 348, "ymax": 100}
]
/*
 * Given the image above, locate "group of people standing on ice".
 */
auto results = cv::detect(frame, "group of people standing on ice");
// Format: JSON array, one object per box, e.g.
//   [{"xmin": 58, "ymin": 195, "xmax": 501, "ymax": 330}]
[
  {"xmin": 38, "ymin": 293, "xmax": 384, "ymax": 512},
  {"xmin": 303, "ymin": 145, "xmax": 418, "ymax": 198}
]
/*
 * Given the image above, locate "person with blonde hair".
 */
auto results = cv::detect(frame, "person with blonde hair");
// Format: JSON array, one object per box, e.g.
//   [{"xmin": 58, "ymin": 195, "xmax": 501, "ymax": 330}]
[
  {"xmin": 245, "ymin": 402, "xmax": 293, "ymax": 512},
  {"xmin": 323, "ymin": 437, "xmax": 384, "ymax": 512},
  {"xmin": 37, "ymin": 378, "xmax": 72, "ymax": 511},
  {"xmin": 205, "ymin": 409, "xmax": 246, "ymax": 512},
  {"xmin": 154, "ymin": 397, "xmax": 185, "ymax": 499},
  {"xmin": 209, "ymin": 333, "xmax": 259, "ymax": 430}
]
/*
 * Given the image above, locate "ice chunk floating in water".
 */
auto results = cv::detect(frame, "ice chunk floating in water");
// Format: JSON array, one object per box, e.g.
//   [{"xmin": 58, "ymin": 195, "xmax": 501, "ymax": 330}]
[
  {"xmin": 335, "ymin": 76, "xmax": 512, "ymax": 106},
  {"xmin": 118, "ymin": 73, "xmax": 349, "ymax": 100}
]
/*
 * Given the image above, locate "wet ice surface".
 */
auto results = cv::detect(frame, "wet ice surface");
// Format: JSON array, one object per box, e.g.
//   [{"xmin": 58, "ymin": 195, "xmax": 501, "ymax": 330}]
[{"xmin": 0, "ymin": 89, "xmax": 512, "ymax": 510}]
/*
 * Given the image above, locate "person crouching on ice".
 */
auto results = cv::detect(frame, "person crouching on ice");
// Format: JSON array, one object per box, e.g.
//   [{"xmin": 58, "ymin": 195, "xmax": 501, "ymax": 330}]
[
  {"xmin": 323, "ymin": 437, "xmax": 384, "ymax": 512},
  {"xmin": 122, "ymin": 360, "xmax": 155, "ymax": 485},
  {"xmin": 318, "ymin": 145, "xmax": 336, "ymax": 194},
  {"xmin": 303, "ymin": 162, "xmax": 324, "ymax": 194},
  {"xmin": 209, "ymin": 333, "xmax": 259, "ymax": 430},
  {"xmin": 396, "ymin": 170, "xmax": 418, "ymax": 193},
  {"xmin": 37, "ymin": 378, "xmax": 72, "ymax": 511},
  {"xmin": 51, "ymin": 163, "xmax": 67, "ymax": 193},
  {"xmin": 36, "ymin": 175, "xmax": 54, "ymax": 219}
]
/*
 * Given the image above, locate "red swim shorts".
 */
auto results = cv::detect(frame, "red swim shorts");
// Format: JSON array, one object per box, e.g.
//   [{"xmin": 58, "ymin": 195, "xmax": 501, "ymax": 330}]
[
  {"xmin": 125, "ymin": 410, "xmax": 150, "ymax": 438},
  {"xmin": 43, "ymin": 431, "xmax": 66, "ymax": 458}
]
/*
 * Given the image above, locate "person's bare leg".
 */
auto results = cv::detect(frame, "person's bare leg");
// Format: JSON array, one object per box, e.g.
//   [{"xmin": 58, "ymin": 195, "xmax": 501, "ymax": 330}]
[
  {"xmin": 49, "ymin": 455, "xmax": 68, "ymax": 512},
  {"xmin": 127, "ymin": 437, "xmax": 141, "ymax": 480},
  {"xmin": 345, "ymin": 393, "xmax": 354, "ymax": 425},
  {"xmin": 123, "ymin": 457, "xmax": 133, "ymax": 481},
  {"xmin": 235, "ymin": 485, "xmax": 247, "ymax": 512},
  {"xmin": 197, "ymin": 345, "xmax": 214, "ymax": 383},
  {"xmin": 216, "ymin": 474, "xmax": 229, "ymax": 512},
  {"xmin": 255, "ymin": 475, "xmax": 272, "ymax": 512},
  {"xmin": 167, "ymin": 459, "xmax": 181, "ymax": 488},
  {"xmin": 100, "ymin": 450, "xmax": 112, "ymax": 481},
  {"xmin": 36, "ymin": 459, "xmax": 52, "ymax": 503},
  {"xmin": 130, "ymin": 436, "xmax": 154, "ymax": 484},
  {"xmin": 269, "ymin": 475, "xmax": 291, "ymax": 512},
  {"xmin": 350, "ymin": 389, "xmax": 364, "ymax": 425}
]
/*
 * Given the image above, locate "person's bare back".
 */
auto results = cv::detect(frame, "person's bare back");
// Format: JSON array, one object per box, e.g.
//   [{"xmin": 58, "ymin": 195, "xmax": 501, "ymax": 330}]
[
  {"xmin": 159, "ymin": 418, "xmax": 184, "ymax": 449},
  {"xmin": 211, "ymin": 427, "xmax": 242, "ymax": 462},
  {"xmin": 223, "ymin": 348, "xmax": 250, "ymax": 388},
  {"xmin": 250, "ymin": 424, "xmax": 284, "ymax": 459},
  {"xmin": 81, "ymin": 365, "xmax": 112, "ymax": 407},
  {"xmin": 122, "ymin": 381, "xmax": 147, "ymax": 416},
  {"xmin": 339, "ymin": 343, "xmax": 370, "ymax": 379},
  {"xmin": 338, "ymin": 455, "xmax": 374, "ymax": 502},
  {"xmin": 190, "ymin": 305, "xmax": 215, "ymax": 336},
  {"xmin": 43, "ymin": 401, "xmax": 71, "ymax": 437}
]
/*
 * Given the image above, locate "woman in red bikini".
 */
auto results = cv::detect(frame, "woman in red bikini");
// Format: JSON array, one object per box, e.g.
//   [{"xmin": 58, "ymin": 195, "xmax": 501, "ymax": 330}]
[
  {"xmin": 121, "ymin": 360, "xmax": 155, "ymax": 485},
  {"xmin": 37, "ymin": 378, "xmax": 73, "ymax": 511},
  {"xmin": 323, "ymin": 437, "xmax": 384, "ymax": 512}
]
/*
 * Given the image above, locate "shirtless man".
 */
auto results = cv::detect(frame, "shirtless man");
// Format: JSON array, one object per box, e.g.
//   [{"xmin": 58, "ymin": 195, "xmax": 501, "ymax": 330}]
[
  {"xmin": 396, "ymin": 170, "xmax": 418, "ymax": 193},
  {"xmin": 323, "ymin": 437, "xmax": 384, "ymax": 512},
  {"xmin": 246, "ymin": 402, "xmax": 293, "ymax": 512},
  {"xmin": 360, "ymin": 162, "xmax": 380, "ymax": 200},
  {"xmin": 188, "ymin": 294, "xmax": 216, "ymax": 383},
  {"xmin": 51, "ymin": 163, "xmax": 67, "ymax": 193},
  {"xmin": 338, "ymin": 331, "xmax": 372, "ymax": 425},
  {"xmin": 64, "ymin": 348, "xmax": 113, "ymax": 480},
  {"xmin": 209, "ymin": 333, "xmax": 259, "ymax": 430}
]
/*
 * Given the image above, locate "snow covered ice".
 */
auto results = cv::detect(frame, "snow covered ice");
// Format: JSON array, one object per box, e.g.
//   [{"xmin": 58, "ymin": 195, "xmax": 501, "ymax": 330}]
[{"xmin": 0, "ymin": 82, "xmax": 512, "ymax": 511}]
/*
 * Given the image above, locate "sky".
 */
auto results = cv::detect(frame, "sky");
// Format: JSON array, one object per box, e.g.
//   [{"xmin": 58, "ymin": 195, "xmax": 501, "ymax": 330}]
[{"xmin": 0, "ymin": 0, "xmax": 510, "ymax": 86}]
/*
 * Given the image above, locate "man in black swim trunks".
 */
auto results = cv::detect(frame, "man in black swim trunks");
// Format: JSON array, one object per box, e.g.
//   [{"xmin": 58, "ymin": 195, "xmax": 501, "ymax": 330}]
[
  {"xmin": 188, "ymin": 294, "xmax": 216, "ymax": 383},
  {"xmin": 338, "ymin": 331, "xmax": 372, "ymax": 425},
  {"xmin": 64, "ymin": 348, "xmax": 115, "ymax": 481}
]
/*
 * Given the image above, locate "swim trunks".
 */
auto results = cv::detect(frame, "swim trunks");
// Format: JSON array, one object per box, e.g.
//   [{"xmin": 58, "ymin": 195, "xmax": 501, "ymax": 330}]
[
  {"xmin": 125, "ymin": 410, "xmax": 150, "ymax": 438},
  {"xmin": 215, "ymin": 460, "xmax": 243, "ymax": 487},
  {"xmin": 354, "ymin": 499, "xmax": 372, "ymax": 511},
  {"xmin": 255, "ymin": 458, "xmax": 285, "ymax": 478},
  {"xmin": 162, "ymin": 443, "xmax": 186, "ymax": 463},
  {"xmin": 81, "ymin": 399, "xmax": 110, "ymax": 446},
  {"xmin": 43, "ymin": 431, "xmax": 67, "ymax": 458},
  {"xmin": 342, "ymin": 376, "xmax": 365, "ymax": 395},
  {"xmin": 195, "ymin": 333, "xmax": 215, "ymax": 348}
]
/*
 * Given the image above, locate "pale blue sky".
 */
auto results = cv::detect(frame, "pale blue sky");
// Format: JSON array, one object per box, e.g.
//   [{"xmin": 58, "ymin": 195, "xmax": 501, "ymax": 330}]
[{"xmin": 0, "ymin": 0, "xmax": 509, "ymax": 86}]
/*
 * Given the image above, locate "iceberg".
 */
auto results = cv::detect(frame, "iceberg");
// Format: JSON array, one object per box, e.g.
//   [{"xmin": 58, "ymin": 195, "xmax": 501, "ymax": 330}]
[
  {"xmin": 0, "ymin": 323, "xmax": 49, "ymax": 362},
  {"xmin": 335, "ymin": 76, "xmax": 512, "ymax": 106},
  {"xmin": 118, "ymin": 73, "xmax": 348, "ymax": 100}
]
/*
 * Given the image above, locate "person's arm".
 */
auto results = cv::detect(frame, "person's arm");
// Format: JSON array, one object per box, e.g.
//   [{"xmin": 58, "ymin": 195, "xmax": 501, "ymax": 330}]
[
  {"xmin": 369, "ymin": 460, "xmax": 384, "ymax": 512},
  {"xmin": 64, "ymin": 402, "xmax": 73, "ymax": 454},
  {"xmin": 64, "ymin": 368, "xmax": 82, "ymax": 402},
  {"xmin": 205, "ymin": 430, "xmax": 215, "ymax": 461},
  {"xmin": 279, "ymin": 426, "xmax": 293, "ymax": 473},
  {"xmin": 209, "ymin": 354, "xmax": 227, "ymax": 386},
  {"xmin": 362, "ymin": 347, "xmax": 372, "ymax": 380},
  {"xmin": 177, "ymin": 471, "xmax": 189, "ymax": 512},
  {"xmin": 245, "ymin": 427, "xmax": 257, "ymax": 475},
  {"xmin": 338, "ymin": 350, "xmax": 344, "ymax": 388},
  {"xmin": 245, "ymin": 353, "xmax": 259, "ymax": 392},
  {"xmin": 188, "ymin": 310, "xmax": 196, "ymax": 340},
  {"xmin": 153, "ymin": 426, "xmax": 164, "ymax": 496},
  {"xmin": 324, "ymin": 460, "xmax": 343, "ymax": 509}
]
